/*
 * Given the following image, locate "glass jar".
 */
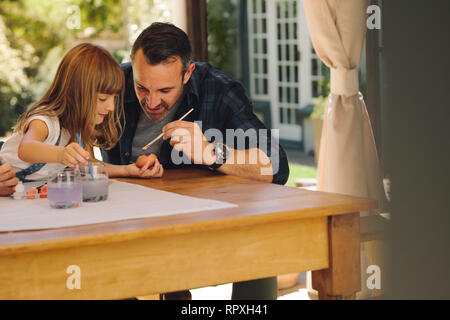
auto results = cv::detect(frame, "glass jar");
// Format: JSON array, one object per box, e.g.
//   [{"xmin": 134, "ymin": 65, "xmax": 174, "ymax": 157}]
[
  {"xmin": 47, "ymin": 167, "xmax": 82, "ymax": 209},
  {"xmin": 79, "ymin": 161, "xmax": 109, "ymax": 202}
]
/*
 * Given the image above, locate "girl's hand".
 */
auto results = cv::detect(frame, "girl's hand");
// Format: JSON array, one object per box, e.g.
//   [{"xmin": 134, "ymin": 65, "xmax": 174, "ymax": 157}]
[
  {"xmin": 58, "ymin": 143, "xmax": 90, "ymax": 167},
  {"xmin": 124, "ymin": 158, "xmax": 164, "ymax": 178},
  {"xmin": 0, "ymin": 163, "xmax": 19, "ymax": 196}
]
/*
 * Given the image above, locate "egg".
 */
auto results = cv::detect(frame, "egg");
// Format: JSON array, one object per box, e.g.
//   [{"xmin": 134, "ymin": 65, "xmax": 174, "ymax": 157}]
[{"xmin": 136, "ymin": 153, "xmax": 157, "ymax": 168}]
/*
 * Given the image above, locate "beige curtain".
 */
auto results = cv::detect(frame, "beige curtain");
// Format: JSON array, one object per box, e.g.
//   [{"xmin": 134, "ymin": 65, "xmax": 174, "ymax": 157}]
[{"xmin": 303, "ymin": 0, "xmax": 385, "ymax": 212}]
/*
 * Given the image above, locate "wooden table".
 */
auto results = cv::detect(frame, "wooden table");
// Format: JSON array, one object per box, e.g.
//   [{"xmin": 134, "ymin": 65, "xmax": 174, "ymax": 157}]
[{"xmin": 0, "ymin": 169, "xmax": 376, "ymax": 300}]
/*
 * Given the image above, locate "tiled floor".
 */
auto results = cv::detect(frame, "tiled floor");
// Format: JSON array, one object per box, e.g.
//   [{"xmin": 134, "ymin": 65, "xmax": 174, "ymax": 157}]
[{"xmin": 190, "ymin": 272, "xmax": 315, "ymax": 300}]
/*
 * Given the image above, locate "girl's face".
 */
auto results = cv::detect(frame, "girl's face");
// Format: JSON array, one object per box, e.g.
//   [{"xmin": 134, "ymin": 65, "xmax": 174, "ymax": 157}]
[{"xmin": 95, "ymin": 93, "xmax": 117, "ymax": 124}]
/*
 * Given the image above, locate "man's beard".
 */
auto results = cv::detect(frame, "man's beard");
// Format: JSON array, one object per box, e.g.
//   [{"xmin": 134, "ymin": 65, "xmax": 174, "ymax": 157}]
[
  {"xmin": 140, "ymin": 98, "xmax": 170, "ymax": 111},
  {"xmin": 140, "ymin": 98, "xmax": 171, "ymax": 120},
  {"xmin": 139, "ymin": 83, "xmax": 185, "ymax": 119}
]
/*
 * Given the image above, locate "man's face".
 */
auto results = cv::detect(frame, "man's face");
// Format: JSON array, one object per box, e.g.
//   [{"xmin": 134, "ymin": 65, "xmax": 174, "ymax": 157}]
[{"xmin": 132, "ymin": 49, "xmax": 194, "ymax": 121}]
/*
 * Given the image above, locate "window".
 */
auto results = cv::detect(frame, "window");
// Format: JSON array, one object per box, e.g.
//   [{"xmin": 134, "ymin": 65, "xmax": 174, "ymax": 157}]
[
  {"xmin": 275, "ymin": 0, "xmax": 300, "ymax": 125},
  {"xmin": 248, "ymin": 0, "xmax": 270, "ymax": 99},
  {"xmin": 311, "ymin": 42, "xmax": 323, "ymax": 97}
]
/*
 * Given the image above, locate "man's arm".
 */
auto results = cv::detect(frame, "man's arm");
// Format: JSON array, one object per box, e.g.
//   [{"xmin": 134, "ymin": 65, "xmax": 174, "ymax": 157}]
[
  {"xmin": 162, "ymin": 79, "xmax": 289, "ymax": 184},
  {"xmin": 216, "ymin": 147, "xmax": 273, "ymax": 183},
  {"xmin": 162, "ymin": 104, "xmax": 289, "ymax": 185},
  {"xmin": 213, "ymin": 83, "xmax": 289, "ymax": 185}
]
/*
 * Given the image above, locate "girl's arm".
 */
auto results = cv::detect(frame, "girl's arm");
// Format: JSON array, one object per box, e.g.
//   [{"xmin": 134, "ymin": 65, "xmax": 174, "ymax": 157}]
[
  {"xmin": 86, "ymin": 147, "xmax": 163, "ymax": 179},
  {"xmin": 18, "ymin": 119, "xmax": 90, "ymax": 167}
]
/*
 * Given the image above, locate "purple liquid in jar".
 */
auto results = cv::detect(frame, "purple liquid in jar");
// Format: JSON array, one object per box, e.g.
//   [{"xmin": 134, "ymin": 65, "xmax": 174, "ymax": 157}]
[{"xmin": 47, "ymin": 182, "xmax": 82, "ymax": 209}]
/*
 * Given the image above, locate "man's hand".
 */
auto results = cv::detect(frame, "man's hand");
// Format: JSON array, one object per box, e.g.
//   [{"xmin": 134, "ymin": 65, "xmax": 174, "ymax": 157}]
[
  {"xmin": 0, "ymin": 163, "xmax": 19, "ymax": 196},
  {"xmin": 162, "ymin": 120, "xmax": 215, "ymax": 165},
  {"xmin": 124, "ymin": 158, "xmax": 164, "ymax": 178}
]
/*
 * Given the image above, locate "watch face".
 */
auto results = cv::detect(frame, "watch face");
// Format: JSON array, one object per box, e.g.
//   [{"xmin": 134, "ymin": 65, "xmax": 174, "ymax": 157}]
[
  {"xmin": 215, "ymin": 142, "xmax": 228, "ymax": 164},
  {"xmin": 216, "ymin": 144, "xmax": 224, "ymax": 158},
  {"xmin": 209, "ymin": 142, "xmax": 229, "ymax": 170}
]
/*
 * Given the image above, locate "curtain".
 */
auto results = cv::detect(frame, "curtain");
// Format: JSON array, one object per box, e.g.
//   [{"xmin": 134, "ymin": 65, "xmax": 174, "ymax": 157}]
[{"xmin": 303, "ymin": 0, "xmax": 385, "ymax": 213}]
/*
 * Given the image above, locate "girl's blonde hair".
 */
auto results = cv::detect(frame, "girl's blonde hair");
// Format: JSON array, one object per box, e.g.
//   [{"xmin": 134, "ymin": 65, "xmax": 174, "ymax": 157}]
[{"xmin": 15, "ymin": 43, "xmax": 125, "ymax": 150}]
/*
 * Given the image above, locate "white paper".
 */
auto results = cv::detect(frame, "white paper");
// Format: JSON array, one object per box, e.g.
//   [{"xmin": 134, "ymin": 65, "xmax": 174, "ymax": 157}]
[{"xmin": 0, "ymin": 180, "xmax": 237, "ymax": 232}]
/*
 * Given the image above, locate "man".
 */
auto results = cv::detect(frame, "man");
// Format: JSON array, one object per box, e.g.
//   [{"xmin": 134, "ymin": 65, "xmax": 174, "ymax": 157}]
[{"xmin": 102, "ymin": 22, "xmax": 289, "ymax": 300}]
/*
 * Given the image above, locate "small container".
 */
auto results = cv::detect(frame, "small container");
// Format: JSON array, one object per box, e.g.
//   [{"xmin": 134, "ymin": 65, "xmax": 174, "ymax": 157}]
[
  {"xmin": 79, "ymin": 161, "xmax": 109, "ymax": 202},
  {"xmin": 47, "ymin": 168, "xmax": 82, "ymax": 209},
  {"xmin": 13, "ymin": 181, "xmax": 24, "ymax": 200}
]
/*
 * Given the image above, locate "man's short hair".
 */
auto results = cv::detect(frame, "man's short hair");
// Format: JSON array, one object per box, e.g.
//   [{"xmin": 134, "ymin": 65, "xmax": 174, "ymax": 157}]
[{"xmin": 131, "ymin": 22, "xmax": 192, "ymax": 74}]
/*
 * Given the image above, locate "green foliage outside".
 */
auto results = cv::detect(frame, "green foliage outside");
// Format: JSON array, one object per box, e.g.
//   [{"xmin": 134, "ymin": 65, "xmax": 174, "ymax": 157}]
[
  {"xmin": 0, "ymin": 0, "xmax": 121, "ymax": 136},
  {"xmin": 0, "ymin": 0, "xmax": 171, "ymax": 136},
  {"xmin": 311, "ymin": 64, "xmax": 330, "ymax": 120},
  {"xmin": 206, "ymin": 0, "xmax": 241, "ymax": 82},
  {"xmin": 285, "ymin": 163, "xmax": 318, "ymax": 188},
  {"xmin": 0, "ymin": 16, "xmax": 33, "ymax": 136}
]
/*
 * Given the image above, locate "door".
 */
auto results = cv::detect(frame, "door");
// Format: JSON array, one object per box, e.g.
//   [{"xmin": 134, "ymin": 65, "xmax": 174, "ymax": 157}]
[{"xmin": 248, "ymin": 0, "xmax": 323, "ymax": 143}]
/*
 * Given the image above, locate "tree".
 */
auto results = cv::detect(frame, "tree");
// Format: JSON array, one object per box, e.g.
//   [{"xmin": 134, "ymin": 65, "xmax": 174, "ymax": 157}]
[
  {"xmin": 207, "ymin": 0, "xmax": 240, "ymax": 80},
  {"xmin": 0, "ymin": 0, "xmax": 168, "ymax": 136},
  {"xmin": 0, "ymin": 0, "xmax": 121, "ymax": 135},
  {"xmin": 0, "ymin": 16, "xmax": 32, "ymax": 136}
]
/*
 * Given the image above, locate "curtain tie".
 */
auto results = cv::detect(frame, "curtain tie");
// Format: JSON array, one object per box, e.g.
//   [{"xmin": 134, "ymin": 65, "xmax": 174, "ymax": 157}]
[{"xmin": 330, "ymin": 68, "xmax": 359, "ymax": 96}]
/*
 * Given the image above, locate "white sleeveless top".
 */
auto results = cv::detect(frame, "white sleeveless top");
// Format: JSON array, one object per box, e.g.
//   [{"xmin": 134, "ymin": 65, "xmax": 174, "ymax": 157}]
[{"xmin": 0, "ymin": 115, "xmax": 71, "ymax": 181}]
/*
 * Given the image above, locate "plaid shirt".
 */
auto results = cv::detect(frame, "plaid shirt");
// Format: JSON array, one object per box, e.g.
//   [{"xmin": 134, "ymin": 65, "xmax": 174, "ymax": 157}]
[{"xmin": 101, "ymin": 62, "xmax": 289, "ymax": 185}]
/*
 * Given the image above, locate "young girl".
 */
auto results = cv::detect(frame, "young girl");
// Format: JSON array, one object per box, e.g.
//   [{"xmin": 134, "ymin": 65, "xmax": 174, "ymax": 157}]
[{"xmin": 0, "ymin": 43, "xmax": 163, "ymax": 182}]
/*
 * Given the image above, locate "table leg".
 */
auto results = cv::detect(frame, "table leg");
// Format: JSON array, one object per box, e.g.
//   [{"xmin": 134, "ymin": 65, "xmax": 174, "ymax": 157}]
[{"xmin": 312, "ymin": 212, "xmax": 361, "ymax": 300}]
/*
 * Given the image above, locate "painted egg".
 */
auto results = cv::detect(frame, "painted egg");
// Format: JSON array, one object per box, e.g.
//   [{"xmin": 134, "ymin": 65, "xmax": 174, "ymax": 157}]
[{"xmin": 136, "ymin": 153, "xmax": 157, "ymax": 168}]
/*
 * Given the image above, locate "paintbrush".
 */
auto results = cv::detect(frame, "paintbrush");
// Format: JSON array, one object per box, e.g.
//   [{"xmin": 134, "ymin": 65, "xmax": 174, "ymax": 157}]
[
  {"xmin": 76, "ymin": 133, "xmax": 94, "ymax": 180},
  {"xmin": 142, "ymin": 107, "xmax": 194, "ymax": 151}
]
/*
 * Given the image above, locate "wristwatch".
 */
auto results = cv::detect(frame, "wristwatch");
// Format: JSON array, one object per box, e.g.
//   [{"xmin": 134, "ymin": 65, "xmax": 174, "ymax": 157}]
[{"xmin": 208, "ymin": 142, "xmax": 230, "ymax": 171}]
